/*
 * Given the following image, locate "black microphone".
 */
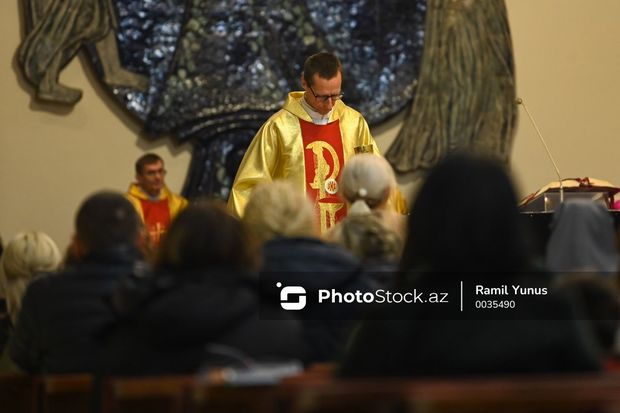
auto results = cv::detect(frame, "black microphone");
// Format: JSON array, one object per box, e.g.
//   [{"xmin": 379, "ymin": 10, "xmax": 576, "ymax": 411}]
[{"xmin": 516, "ymin": 97, "xmax": 564, "ymax": 204}]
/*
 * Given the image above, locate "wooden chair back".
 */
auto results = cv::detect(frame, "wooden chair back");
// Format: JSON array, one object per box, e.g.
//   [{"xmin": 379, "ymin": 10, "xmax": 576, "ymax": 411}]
[
  {"xmin": 0, "ymin": 373, "xmax": 38, "ymax": 413},
  {"xmin": 100, "ymin": 375, "xmax": 194, "ymax": 413},
  {"xmin": 39, "ymin": 374, "xmax": 95, "ymax": 413}
]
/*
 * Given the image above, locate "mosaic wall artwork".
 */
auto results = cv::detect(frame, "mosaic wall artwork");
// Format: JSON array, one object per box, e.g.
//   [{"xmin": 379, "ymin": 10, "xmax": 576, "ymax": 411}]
[{"xmin": 18, "ymin": 0, "xmax": 515, "ymax": 199}]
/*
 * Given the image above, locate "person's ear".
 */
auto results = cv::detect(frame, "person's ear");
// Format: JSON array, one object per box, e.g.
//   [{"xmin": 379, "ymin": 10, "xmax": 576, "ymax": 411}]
[
  {"xmin": 379, "ymin": 187, "xmax": 392, "ymax": 208},
  {"xmin": 66, "ymin": 233, "xmax": 86, "ymax": 264}
]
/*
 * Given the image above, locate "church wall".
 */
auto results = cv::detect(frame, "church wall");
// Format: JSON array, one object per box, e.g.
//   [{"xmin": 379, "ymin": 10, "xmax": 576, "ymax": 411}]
[{"xmin": 1, "ymin": 0, "xmax": 618, "ymax": 251}]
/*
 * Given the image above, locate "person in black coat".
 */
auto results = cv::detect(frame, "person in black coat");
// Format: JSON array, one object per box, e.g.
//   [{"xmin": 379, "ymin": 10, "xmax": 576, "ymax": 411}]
[
  {"xmin": 340, "ymin": 153, "xmax": 602, "ymax": 377},
  {"xmin": 9, "ymin": 191, "xmax": 144, "ymax": 373},
  {"xmin": 102, "ymin": 201, "xmax": 304, "ymax": 375}
]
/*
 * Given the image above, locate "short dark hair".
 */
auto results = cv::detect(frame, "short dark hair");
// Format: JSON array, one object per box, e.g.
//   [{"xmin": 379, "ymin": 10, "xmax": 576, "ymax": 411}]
[
  {"xmin": 135, "ymin": 153, "xmax": 163, "ymax": 175},
  {"xmin": 303, "ymin": 52, "xmax": 343, "ymax": 86},
  {"xmin": 75, "ymin": 191, "xmax": 140, "ymax": 252}
]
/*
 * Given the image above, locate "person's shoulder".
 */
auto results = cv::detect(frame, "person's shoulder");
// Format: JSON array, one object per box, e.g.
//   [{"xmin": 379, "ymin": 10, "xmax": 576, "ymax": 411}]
[
  {"xmin": 249, "ymin": 107, "xmax": 300, "ymax": 147},
  {"xmin": 268, "ymin": 106, "xmax": 300, "ymax": 125},
  {"xmin": 125, "ymin": 185, "xmax": 148, "ymax": 212},
  {"xmin": 280, "ymin": 91, "xmax": 314, "ymax": 121},
  {"xmin": 126, "ymin": 183, "xmax": 143, "ymax": 198},
  {"xmin": 255, "ymin": 109, "xmax": 280, "ymax": 125},
  {"xmin": 160, "ymin": 186, "xmax": 186, "ymax": 204},
  {"xmin": 20, "ymin": 272, "xmax": 63, "ymax": 306},
  {"xmin": 335, "ymin": 100, "xmax": 366, "ymax": 119},
  {"xmin": 27, "ymin": 271, "xmax": 58, "ymax": 289}
]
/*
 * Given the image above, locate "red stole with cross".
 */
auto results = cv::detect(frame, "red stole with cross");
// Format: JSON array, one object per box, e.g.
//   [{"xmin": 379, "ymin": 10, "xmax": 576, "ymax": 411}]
[
  {"xmin": 139, "ymin": 198, "xmax": 171, "ymax": 246},
  {"xmin": 299, "ymin": 119, "xmax": 347, "ymax": 232}
]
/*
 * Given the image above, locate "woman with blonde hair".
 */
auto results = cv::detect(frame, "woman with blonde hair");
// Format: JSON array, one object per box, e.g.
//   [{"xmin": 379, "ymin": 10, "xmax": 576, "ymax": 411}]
[
  {"xmin": 0, "ymin": 231, "xmax": 61, "ymax": 325},
  {"xmin": 244, "ymin": 180, "xmax": 382, "ymax": 363},
  {"xmin": 0, "ymin": 231, "xmax": 61, "ymax": 370},
  {"xmin": 243, "ymin": 180, "xmax": 318, "ymax": 245}
]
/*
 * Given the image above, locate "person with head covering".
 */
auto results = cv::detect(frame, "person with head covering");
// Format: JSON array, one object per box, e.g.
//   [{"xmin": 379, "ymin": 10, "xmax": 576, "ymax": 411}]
[
  {"xmin": 545, "ymin": 200, "xmax": 620, "ymax": 367},
  {"xmin": 546, "ymin": 199, "xmax": 620, "ymax": 275},
  {"xmin": 340, "ymin": 153, "xmax": 601, "ymax": 377}
]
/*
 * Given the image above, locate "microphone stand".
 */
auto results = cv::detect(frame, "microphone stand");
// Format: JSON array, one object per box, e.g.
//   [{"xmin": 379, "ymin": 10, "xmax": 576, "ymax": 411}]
[{"xmin": 516, "ymin": 98, "xmax": 564, "ymax": 203}]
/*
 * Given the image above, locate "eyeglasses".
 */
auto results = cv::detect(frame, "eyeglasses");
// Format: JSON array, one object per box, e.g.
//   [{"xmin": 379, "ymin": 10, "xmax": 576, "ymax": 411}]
[
  {"xmin": 309, "ymin": 85, "xmax": 344, "ymax": 103},
  {"xmin": 143, "ymin": 168, "xmax": 166, "ymax": 177}
]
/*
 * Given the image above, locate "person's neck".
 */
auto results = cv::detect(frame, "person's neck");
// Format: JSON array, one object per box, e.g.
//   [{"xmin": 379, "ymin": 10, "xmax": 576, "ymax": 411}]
[
  {"xmin": 301, "ymin": 95, "xmax": 332, "ymax": 125},
  {"xmin": 140, "ymin": 187, "xmax": 162, "ymax": 201}
]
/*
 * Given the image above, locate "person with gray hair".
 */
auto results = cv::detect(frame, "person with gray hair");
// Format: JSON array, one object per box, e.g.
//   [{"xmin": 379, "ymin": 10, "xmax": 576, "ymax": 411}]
[
  {"xmin": 327, "ymin": 154, "xmax": 406, "ymax": 261},
  {"xmin": 10, "ymin": 191, "xmax": 144, "ymax": 373},
  {"xmin": 338, "ymin": 153, "xmax": 405, "ymax": 235}
]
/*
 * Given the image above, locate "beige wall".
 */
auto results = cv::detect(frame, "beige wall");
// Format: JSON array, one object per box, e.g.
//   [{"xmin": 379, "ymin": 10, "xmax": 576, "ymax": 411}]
[
  {"xmin": 508, "ymin": 0, "xmax": 620, "ymax": 198},
  {"xmin": 0, "ymin": 2, "xmax": 192, "ymax": 252},
  {"xmin": 1, "ymin": 0, "xmax": 619, "ymax": 251}
]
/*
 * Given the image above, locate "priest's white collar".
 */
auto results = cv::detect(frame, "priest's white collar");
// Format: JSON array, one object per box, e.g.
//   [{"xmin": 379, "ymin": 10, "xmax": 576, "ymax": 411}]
[{"xmin": 301, "ymin": 95, "xmax": 332, "ymax": 125}]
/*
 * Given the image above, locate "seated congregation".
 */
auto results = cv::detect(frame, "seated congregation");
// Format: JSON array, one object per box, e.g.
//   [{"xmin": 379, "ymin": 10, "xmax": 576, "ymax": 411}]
[{"xmin": 1, "ymin": 153, "xmax": 620, "ymax": 411}]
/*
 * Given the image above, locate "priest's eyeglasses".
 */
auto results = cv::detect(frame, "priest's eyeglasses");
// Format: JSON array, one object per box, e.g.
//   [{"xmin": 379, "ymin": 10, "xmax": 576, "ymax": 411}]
[{"xmin": 309, "ymin": 85, "xmax": 344, "ymax": 103}]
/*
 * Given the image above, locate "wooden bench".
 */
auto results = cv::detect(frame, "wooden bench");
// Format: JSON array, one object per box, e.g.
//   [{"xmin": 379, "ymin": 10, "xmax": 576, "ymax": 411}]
[
  {"xmin": 39, "ymin": 374, "xmax": 94, "ymax": 413},
  {"xmin": 100, "ymin": 375, "xmax": 194, "ymax": 413},
  {"xmin": 279, "ymin": 373, "xmax": 620, "ymax": 413},
  {"xmin": 4, "ymin": 367, "xmax": 620, "ymax": 413},
  {"xmin": 0, "ymin": 373, "xmax": 38, "ymax": 413}
]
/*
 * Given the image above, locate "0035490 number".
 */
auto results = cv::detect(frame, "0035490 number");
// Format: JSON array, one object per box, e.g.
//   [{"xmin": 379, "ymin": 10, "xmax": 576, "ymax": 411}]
[{"xmin": 474, "ymin": 300, "xmax": 516, "ymax": 309}]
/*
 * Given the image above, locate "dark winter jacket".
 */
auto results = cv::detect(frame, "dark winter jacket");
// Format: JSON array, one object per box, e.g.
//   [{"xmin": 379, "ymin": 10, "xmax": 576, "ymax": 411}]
[
  {"xmin": 260, "ymin": 237, "xmax": 380, "ymax": 363},
  {"xmin": 101, "ymin": 268, "xmax": 304, "ymax": 375},
  {"xmin": 9, "ymin": 246, "xmax": 142, "ymax": 373}
]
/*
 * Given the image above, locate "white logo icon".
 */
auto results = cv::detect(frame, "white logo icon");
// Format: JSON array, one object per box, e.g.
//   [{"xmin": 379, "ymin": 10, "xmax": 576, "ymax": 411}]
[{"xmin": 277, "ymin": 282, "xmax": 307, "ymax": 310}]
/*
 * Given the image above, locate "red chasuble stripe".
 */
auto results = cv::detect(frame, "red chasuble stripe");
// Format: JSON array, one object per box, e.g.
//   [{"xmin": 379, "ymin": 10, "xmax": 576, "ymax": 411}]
[
  {"xmin": 139, "ymin": 198, "xmax": 171, "ymax": 246},
  {"xmin": 299, "ymin": 118, "xmax": 347, "ymax": 232}
]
